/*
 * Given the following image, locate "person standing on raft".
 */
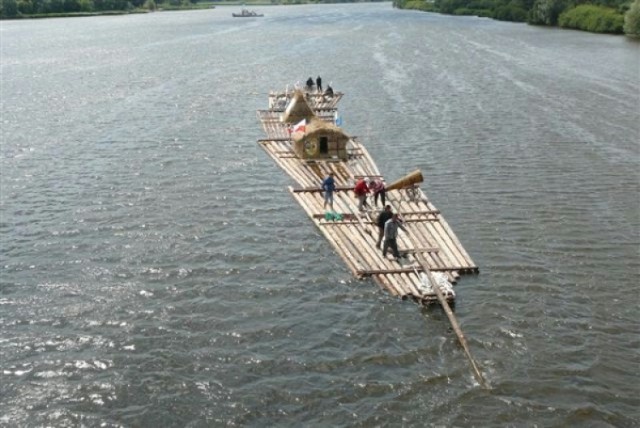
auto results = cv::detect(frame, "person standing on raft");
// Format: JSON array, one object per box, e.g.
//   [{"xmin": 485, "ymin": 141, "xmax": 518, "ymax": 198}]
[
  {"xmin": 383, "ymin": 213, "xmax": 408, "ymax": 261},
  {"xmin": 375, "ymin": 205, "xmax": 393, "ymax": 249},
  {"xmin": 353, "ymin": 178, "xmax": 370, "ymax": 212},
  {"xmin": 322, "ymin": 172, "xmax": 336, "ymax": 210}
]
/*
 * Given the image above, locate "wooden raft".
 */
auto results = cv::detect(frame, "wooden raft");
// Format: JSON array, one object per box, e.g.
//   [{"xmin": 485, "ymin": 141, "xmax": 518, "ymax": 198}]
[
  {"xmin": 257, "ymin": 94, "xmax": 477, "ymax": 304},
  {"xmin": 269, "ymin": 90, "xmax": 343, "ymax": 111}
]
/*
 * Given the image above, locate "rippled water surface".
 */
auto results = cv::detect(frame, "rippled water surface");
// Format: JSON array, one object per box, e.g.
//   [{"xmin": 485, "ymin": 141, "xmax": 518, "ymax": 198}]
[{"xmin": 1, "ymin": 4, "xmax": 639, "ymax": 426}]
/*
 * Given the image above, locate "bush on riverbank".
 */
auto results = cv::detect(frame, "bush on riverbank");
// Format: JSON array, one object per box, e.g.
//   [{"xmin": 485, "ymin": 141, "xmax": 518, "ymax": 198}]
[
  {"xmin": 558, "ymin": 4, "xmax": 624, "ymax": 33},
  {"xmin": 395, "ymin": 0, "xmax": 636, "ymax": 35},
  {"xmin": 400, "ymin": 0, "xmax": 437, "ymax": 11},
  {"xmin": 625, "ymin": 0, "xmax": 640, "ymax": 35}
]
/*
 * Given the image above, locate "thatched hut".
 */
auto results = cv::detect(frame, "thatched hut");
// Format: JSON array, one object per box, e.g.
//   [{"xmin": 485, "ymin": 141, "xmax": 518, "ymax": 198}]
[
  {"xmin": 282, "ymin": 90, "xmax": 315, "ymax": 124},
  {"xmin": 292, "ymin": 117, "xmax": 349, "ymax": 161}
]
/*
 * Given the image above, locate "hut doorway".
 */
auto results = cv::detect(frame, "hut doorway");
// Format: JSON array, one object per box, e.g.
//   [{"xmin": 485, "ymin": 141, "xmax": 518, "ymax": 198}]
[{"xmin": 319, "ymin": 137, "xmax": 328, "ymax": 154}]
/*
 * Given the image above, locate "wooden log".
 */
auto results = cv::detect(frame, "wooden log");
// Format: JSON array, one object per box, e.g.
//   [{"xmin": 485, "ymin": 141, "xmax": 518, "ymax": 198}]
[
  {"xmin": 413, "ymin": 253, "xmax": 488, "ymax": 389},
  {"xmin": 386, "ymin": 170, "xmax": 424, "ymax": 191},
  {"xmin": 258, "ymin": 96, "xmax": 478, "ymax": 305},
  {"xmin": 374, "ymin": 274, "xmax": 402, "ymax": 297},
  {"xmin": 401, "ymin": 247, "xmax": 440, "ymax": 254},
  {"xmin": 425, "ymin": 221, "xmax": 470, "ymax": 271},
  {"xmin": 333, "ymin": 193, "xmax": 373, "ymax": 238},
  {"xmin": 293, "ymin": 186, "xmax": 354, "ymax": 193},
  {"xmin": 356, "ymin": 266, "xmax": 469, "ymax": 275},
  {"xmin": 398, "ymin": 210, "xmax": 441, "ymax": 216},
  {"xmin": 290, "ymin": 190, "xmax": 363, "ymax": 276},
  {"xmin": 437, "ymin": 216, "xmax": 478, "ymax": 269},
  {"xmin": 402, "ymin": 271, "xmax": 425, "ymax": 299},
  {"xmin": 375, "ymin": 217, "xmax": 442, "ymax": 223},
  {"xmin": 257, "ymin": 138, "xmax": 291, "ymax": 142},
  {"xmin": 394, "ymin": 191, "xmax": 469, "ymax": 272},
  {"xmin": 333, "ymin": 226, "xmax": 377, "ymax": 272}
]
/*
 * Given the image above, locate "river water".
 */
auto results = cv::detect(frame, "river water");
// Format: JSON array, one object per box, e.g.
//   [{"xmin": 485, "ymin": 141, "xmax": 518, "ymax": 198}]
[{"xmin": 1, "ymin": 3, "xmax": 639, "ymax": 426}]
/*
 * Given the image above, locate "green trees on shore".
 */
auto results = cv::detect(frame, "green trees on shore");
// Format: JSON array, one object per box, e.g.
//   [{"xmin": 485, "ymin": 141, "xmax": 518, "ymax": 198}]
[
  {"xmin": 558, "ymin": 4, "xmax": 624, "ymax": 32},
  {"xmin": 0, "ymin": 0, "xmax": 198, "ymax": 18},
  {"xmin": 2, "ymin": 0, "xmax": 639, "ymax": 36},
  {"xmin": 394, "ymin": 0, "xmax": 640, "ymax": 35},
  {"xmin": 625, "ymin": 0, "xmax": 640, "ymax": 35}
]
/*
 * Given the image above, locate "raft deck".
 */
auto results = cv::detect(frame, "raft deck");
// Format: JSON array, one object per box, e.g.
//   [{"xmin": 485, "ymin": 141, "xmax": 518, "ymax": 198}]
[{"xmin": 257, "ymin": 91, "xmax": 477, "ymax": 304}]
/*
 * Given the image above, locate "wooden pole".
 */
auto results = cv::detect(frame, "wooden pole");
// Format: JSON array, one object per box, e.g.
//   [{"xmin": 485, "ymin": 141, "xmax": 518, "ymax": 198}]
[
  {"xmin": 333, "ymin": 193, "xmax": 372, "ymax": 237},
  {"xmin": 413, "ymin": 253, "xmax": 489, "ymax": 389}
]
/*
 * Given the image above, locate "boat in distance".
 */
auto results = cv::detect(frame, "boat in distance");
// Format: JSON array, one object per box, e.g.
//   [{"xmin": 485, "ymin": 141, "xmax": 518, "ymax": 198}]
[{"xmin": 232, "ymin": 9, "xmax": 263, "ymax": 17}]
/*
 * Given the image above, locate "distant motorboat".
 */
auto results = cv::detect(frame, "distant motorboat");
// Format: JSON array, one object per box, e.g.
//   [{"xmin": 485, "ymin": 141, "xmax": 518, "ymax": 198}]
[{"xmin": 232, "ymin": 9, "xmax": 263, "ymax": 17}]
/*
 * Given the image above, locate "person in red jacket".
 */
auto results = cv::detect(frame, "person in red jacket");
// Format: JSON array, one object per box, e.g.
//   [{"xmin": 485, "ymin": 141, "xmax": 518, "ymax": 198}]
[{"xmin": 354, "ymin": 178, "xmax": 370, "ymax": 212}]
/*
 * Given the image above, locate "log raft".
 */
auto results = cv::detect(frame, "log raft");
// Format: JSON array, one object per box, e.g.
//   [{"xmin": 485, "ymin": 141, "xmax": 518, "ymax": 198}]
[{"xmin": 257, "ymin": 88, "xmax": 478, "ymax": 305}]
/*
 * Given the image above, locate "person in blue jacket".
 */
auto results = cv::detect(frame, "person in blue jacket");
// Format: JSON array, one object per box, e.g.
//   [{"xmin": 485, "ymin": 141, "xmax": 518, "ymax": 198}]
[{"xmin": 322, "ymin": 172, "xmax": 336, "ymax": 210}]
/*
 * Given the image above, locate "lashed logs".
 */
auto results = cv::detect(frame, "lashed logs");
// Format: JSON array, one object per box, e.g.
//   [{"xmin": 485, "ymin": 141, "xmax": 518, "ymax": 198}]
[
  {"xmin": 257, "ymin": 128, "xmax": 477, "ymax": 301},
  {"xmin": 258, "ymin": 136, "xmax": 478, "ymax": 300}
]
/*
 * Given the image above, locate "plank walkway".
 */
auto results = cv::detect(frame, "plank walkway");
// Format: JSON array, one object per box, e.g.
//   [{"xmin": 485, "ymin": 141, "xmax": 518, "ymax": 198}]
[{"xmin": 257, "ymin": 90, "xmax": 478, "ymax": 304}]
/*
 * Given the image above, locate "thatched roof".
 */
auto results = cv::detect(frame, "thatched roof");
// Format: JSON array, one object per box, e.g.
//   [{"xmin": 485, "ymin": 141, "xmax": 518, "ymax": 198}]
[
  {"xmin": 292, "ymin": 117, "xmax": 349, "ymax": 142},
  {"xmin": 305, "ymin": 117, "xmax": 347, "ymax": 136},
  {"xmin": 282, "ymin": 90, "xmax": 315, "ymax": 123}
]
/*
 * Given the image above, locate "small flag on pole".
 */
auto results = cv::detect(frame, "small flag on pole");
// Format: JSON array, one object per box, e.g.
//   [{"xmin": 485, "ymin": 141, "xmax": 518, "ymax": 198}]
[{"xmin": 293, "ymin": 119, "xmax": 306, "ymax": 133}]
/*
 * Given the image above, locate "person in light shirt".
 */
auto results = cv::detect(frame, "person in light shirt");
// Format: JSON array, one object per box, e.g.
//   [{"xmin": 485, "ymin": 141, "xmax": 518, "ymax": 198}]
[
  {"xmin": 368, "ymin": 179, "xmax": 386, "ymax": 207},
  {"xmin": 383, "ymin": 214, "xmax": 408, "ymax": 261}
]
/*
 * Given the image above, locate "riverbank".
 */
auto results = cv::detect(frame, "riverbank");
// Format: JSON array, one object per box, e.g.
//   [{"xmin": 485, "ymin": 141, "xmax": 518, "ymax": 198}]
[
  {"xmin": 2, "ymin": 10, "xmax": 148, "ymax": 19},
  {"xmin": 394, "ymin": 0, "xmax": 640, "ymax": 37},
  {"xmin": 0, "ymin": 0, "xmax": 216, "ymax": 19},
  {"xmin": 0, "ymin": 0, "xmax": 345, "ymax": 19}
]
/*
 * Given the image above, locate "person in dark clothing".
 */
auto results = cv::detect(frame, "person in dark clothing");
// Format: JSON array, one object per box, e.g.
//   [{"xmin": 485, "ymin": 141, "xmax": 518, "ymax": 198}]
[
  {"xmin": 383, "ymin": 213, "xmax": 408, "ymax": 260},
  {"xmin": 306, "ymin": 77, "xmax": 314, "ymax": 90},
  {"xmin": 316, "ymin": 76, "xmax": 322, "ymax": 93},
  {"xmin": 323, "ymin": 84, "xmax": 334, "ymax": 100},
  {"xmin": 324, "ymin": 83, "xmax": 333, "ymax": 97},
  {"xmin": 375, "ymin": 205, "xmax": 393, "ymax": 249}
]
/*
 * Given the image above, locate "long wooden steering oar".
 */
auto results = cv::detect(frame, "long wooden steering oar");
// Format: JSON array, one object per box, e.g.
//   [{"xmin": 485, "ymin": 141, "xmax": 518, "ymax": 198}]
[
  {"xmin": 385, "ymin": 184, "xmax": 487, "ymax": 387},
  {"xmin": 411, "ymin": 251, "xmax": 489, "ymax": 389}
]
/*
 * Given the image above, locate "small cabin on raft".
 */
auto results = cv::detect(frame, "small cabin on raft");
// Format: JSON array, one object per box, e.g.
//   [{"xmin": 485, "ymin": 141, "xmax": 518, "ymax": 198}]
[
  {"xmin": 292, "ymin": 118, "xmax": 349, "ymax": 161},
  {"xmin": 283, "ymin": 90, "xmax": 350, "ymax": 161}
]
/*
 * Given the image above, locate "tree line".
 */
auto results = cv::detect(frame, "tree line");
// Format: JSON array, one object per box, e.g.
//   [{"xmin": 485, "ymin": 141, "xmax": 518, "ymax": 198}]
[
  {"xmin": 2, "ymin": 0, "xmax": 638, "ymax": 35},
  {"xmin": 394, "ymin": 0, "xmax": 640, "ymax": 35},
  {"xmin": 0, "ymin": 0, "xmax": 387, "ymax": 18},
  {"xmin": 0, "ymin": 0, "xmax": 202, "ymax": 18}
]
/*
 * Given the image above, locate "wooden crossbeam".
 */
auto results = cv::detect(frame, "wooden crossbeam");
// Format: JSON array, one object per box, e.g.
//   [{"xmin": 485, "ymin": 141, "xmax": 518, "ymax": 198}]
[
  {"xmin": 257, "ymin": 138, "xmax": 290, "ymax": 142},
  {"xmin": 402, "ymin": 247, "xmax": 441, "ymax": 254},
  {"xmin": 400, "ymin": 210, "xmax": 441, "ymax": 215},
  {"xmin": 293, "ymin": 186, "xmax": 354, "ymax": 193},
  {"xmin": 317, "ymin": 220, "xmax": 365, "ymax": 225},
  {"xmin": 312, "ymin": 213, "xmax": 358, "ymax": 220},
  {"xmin": 357, "ymin": 266, "xmax": 467, "ymax": 275}
]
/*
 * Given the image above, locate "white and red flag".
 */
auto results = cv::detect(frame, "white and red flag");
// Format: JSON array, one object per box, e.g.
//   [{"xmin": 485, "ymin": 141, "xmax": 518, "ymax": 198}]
[{"xmin": 292, "ymin": 119, "xmax": 306, "ymax": 133}]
